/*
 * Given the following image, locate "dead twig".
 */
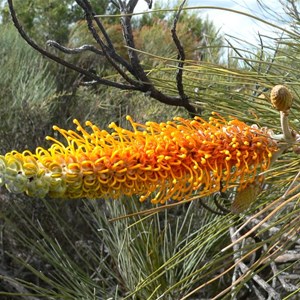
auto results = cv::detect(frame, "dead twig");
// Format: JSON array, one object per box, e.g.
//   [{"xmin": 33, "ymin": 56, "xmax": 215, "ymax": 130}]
[
  {"xmin": 229, "ymin": 226, "xmax": 281, "ymax": 300},
  {"xmin": 171, "ymin": 0, "xmax": 187, "ymax": 101},
  {"xmin": 246, "ymin": 216, "xmax": 300, "ymax": 245},
  {"xmin": 47, "ymin": 40, "xmax": 104, "ymax": 55},
  {"xmin": 8, "ymin": 0, "xmax": 136, "ymax": 91},
  {"xmin": 8, "ymin": 0, "xmax": 198, "ymax": 115}
]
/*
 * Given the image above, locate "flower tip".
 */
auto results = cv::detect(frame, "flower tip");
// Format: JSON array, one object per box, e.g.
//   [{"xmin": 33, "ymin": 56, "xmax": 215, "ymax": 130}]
[
  {"xmin": 108, "ymin": 122, "xmax": 116, "ymax": 129},
  {"xmin": 139, "ymin": 195, "xmax": 147, "ymax": 202},
  {"xmin": 270, "ymin": 85, "xmax": 293, "ymax": 112}
]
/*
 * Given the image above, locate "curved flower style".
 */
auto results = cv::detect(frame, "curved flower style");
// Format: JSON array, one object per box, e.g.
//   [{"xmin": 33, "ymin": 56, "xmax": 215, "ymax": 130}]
[{"xmin": 0, "ymin": 114, "xmax": 278, "ymax": 204}]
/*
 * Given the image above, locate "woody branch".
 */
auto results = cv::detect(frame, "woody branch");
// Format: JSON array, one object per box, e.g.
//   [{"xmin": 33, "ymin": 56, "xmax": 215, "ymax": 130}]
[{"xmin": 8, "ymin": 0, "xmax": 198, "ymax": 117}]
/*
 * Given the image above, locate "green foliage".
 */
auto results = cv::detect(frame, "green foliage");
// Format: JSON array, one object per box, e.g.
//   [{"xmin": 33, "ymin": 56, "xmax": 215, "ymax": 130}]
[
  {"xmin": 135, "ymin": 2, "xmax": 223, "ymax": 64},
  {"xmin": 0, "ymin": 0, "xmax": 110, "ymax": 42},
  {"xmin": 0, "ymin": 195, "xmax": 230, "ymax": 299},
  {"xmin": 0, "ymin": 24, "xmax": 56, "ymax": 152},
  {"xmin": 137, "ymin": 1, "xmax": 170, "ymax": 26}
]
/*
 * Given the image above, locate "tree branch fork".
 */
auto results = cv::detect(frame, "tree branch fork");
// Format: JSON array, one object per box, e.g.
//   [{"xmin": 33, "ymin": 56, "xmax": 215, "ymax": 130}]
[{"xmin": 8, "ymin": 0, "xmax": 198, "ymax": 116}]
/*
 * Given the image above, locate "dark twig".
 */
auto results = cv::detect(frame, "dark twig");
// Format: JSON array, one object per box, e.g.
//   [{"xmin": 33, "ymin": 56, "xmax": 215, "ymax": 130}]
[
  {"xmin": 8, "ymin": 0, "xmax": 136, "ymax": 91},
  {"xmin": 171, "ymin": 0, "xmax": 187, "ymax": 100},
  {"xmin": 257, "ymin": 33, "xmax": 264, "ymax": 75},
  {"xmin": 225, "ymin": 38, "xmax": 258, "ymax": 72},
  {"xmin": 127, "ymin": 0, "xmax": 139, "ymax": 14},
  {"xmin": 79, "ymin": 80, "xmax": 98, "ymax": 86},
  {"xmin": 253, "ymin": 32, "xmax": 282, "ymax": 98},
  {"xmin": 8, "ymin": 0, "xmax": 198, "ymax": 115},
  {"xmin": 270, "ymin": 255, "xmax": 299, "ymax": 292},
  {"xmin": 238, "ymin": 261, "xmax": 280, "ymax": 300},
  {"xmin": 47, "ymin": 40, "xmax": 104, "ymax": 55},
  {"xmin": 116, "ymin": 0, "xmax": 198, "ymax": 114},
  {"xmin": 144, "ymin": 0, "xmax": 153, "ymax": 9},
  {"xmin": 75, "ymin": 0, "xmax": 139, "ymax": 86},
  {"xmin": 79, "ymin": 0, "xmax": 116, "ymax": 50},
  {"xmin": 118, "ymin": 0, "xmax": 150, "ymax": 82},
  {"xmin": 245, "ymin": 216, "xmax": 300, "ymax": 245},
  {"xmin": 92, "ymin": 11, "xmax": 137, "ymax": 75},
  {"xmin": 199, "ymin": 198, "xmax": 227, "ymax": 215},
  {"xmin": 229, "ymin": 227, "xmax": 281, "ymax": 300},
  {"xmin": 213, "ymin": 193, "xmax": 231, "ymax": 214},
  {"xmin": 264, "ymin": 33, "xmax": 282, "ymax": 75}
]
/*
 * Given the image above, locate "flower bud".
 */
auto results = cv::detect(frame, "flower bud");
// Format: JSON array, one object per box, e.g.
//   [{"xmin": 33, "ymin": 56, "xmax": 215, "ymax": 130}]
[{"xmin": 270, "ymin": 85, "xmax": 293, "ymax": 112}]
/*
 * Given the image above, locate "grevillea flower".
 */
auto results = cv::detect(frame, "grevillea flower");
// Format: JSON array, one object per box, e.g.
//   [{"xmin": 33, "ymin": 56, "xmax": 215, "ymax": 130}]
[{"xmin": 0, "ymin": 113, "xmax": 278, "ymax": 204}]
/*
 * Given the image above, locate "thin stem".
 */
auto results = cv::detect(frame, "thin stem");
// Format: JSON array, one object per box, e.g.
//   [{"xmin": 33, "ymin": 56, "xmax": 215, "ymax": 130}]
[
  {"xmin": 47, "ymin": 40, "xmax": 104, "ymax": 55},
  {"xmin": 280, "ymin": 111, "xmax": 294, "ymax": 143},
  {"xmin": 75, "ymin": 0, "xmax": 140, "ymax": 86},
  {"xmin": 8, "ymin": 0, "xmax": 198, "ymax": 115},
  {"xmin": 171, "ymin": 0, "xmax": 187, "ymax": 100}
]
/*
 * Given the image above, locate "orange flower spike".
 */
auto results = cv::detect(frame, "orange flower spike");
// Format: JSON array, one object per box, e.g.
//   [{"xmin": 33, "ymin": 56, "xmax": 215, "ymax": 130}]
[{"xmin": 0, "ymin": 114, "xmax": 278, "ymax": 203}]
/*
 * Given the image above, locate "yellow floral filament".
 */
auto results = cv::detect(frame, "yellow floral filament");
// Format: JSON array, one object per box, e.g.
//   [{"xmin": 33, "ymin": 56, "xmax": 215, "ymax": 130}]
[{"xmin": 0, "ymin": 114, "xmax": 278, "ymax": 204}]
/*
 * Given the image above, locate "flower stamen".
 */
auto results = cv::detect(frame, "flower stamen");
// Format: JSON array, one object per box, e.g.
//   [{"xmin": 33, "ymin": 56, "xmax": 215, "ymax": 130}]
[{"xmin": 0, "ymin": 114, "xmax": 278, "ymax": 204}]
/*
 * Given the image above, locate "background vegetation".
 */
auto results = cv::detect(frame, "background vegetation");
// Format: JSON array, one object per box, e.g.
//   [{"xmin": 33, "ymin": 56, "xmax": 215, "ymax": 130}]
[{"xmin": 0, "ymin": 0, "xmax": 300, "ymax": 299}]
